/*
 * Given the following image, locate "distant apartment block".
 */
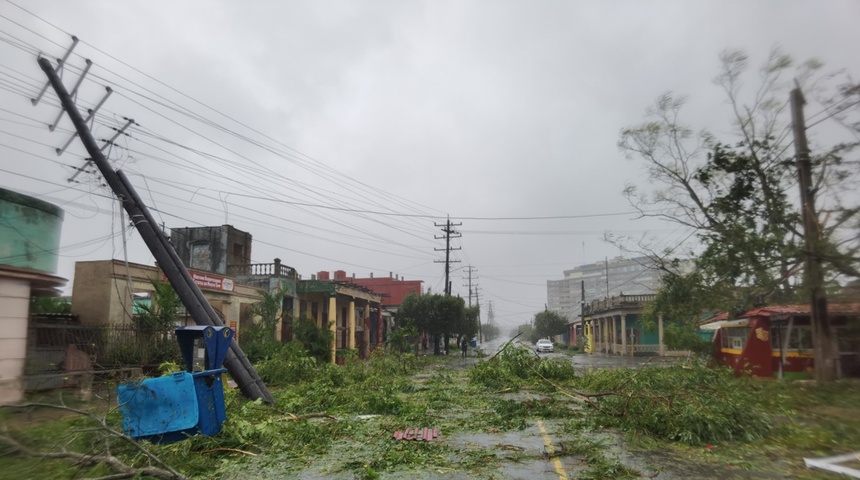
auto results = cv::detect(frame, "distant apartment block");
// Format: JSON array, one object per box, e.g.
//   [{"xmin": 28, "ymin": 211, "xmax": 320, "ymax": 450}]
[{"xmin": 547, "ymin": 256, "xmax": 668, "ymax": 321}]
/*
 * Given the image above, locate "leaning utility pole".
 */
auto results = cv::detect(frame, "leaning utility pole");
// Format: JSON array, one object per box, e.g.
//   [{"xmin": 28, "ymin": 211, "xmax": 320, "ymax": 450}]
[
  {"xmin": 37, "ymin": 55, "xmax": 274, "ymax": 402},
  {"xmin": 791, "ymin": 86, "xmax": 836, "ymax": 381},
  {"xmin": 434, "ymin": 216, "xmax": 461, "ymax": 295}
]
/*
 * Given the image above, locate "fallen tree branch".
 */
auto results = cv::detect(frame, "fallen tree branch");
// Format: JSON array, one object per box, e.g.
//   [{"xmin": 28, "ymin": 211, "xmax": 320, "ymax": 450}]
[
  {"xmin": 0, "ymin": 435, "xmax": 189, "ymax": 480},
  {"xmin": 286, "ymin": 412, "xmax": 336, "ymax": 421},
  {"xmin": 195, "ymin": 447, "xmax": 258, "ymax": 456},
  {"xmin": 487, "ymin": 333, "xmax": 522, "ymax": 362},
  {"xmin": 1, "ymin": 402, "xmax": 186, "ymax": 479},
  {"xmin": 526, "ymin": 356, "xmax": 670, "ymax": 417}
]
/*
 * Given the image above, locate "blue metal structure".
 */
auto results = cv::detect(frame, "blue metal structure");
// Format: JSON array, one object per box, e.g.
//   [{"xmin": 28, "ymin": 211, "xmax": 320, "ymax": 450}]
[{"xmin": 117, "ymin": 326, "xmax": 233, "ymax": 442}]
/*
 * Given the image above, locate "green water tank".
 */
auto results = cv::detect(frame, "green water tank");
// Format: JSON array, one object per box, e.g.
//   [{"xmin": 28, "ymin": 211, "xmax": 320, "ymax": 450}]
[{"xmin": 0, "ymin": 187, "xmax": 64, "ymax": 273}]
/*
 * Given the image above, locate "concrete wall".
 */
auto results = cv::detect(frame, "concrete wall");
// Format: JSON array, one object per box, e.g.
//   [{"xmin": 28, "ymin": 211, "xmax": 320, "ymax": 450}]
[
  {"xmin": 71, "ymin": 260, "xmax": 158, "ymax": 326},
  {"xmin": 70, "ymin": 260, "xmax": 263, "ymax": 342},
  {"xmin": 171, "ymin": 225, "xmax": 251, "ymax": 275},
  {"xmin": 0, "ymin": 278, "xmax": 29, "ymax": 403}
]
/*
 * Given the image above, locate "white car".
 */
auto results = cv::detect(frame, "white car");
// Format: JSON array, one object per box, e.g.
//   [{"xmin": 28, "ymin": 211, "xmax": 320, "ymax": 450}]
[{"xmin": 535, "ymin": 339, "xmax": 554, "ymax": 353}]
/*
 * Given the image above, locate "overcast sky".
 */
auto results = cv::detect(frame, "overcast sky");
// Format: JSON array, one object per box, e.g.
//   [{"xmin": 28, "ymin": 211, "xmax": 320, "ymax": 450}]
[{"xmin": 1, "ymin": 0, "xmax": 858, "ymax": 331}]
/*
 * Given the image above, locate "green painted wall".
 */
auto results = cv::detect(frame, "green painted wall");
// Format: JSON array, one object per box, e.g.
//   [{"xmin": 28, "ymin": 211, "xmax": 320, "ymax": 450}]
[
  {"xmin": 0, "ymin": 187, "xmax": 64, "ymax": 273},
  {"xmin": 626, "ymin": 315, "xmax": 660, "ymax": 344}
]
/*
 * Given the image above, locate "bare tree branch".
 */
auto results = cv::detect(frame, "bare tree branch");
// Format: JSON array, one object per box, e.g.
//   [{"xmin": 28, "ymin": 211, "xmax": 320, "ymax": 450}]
[{"xmin": 1, "ymin": 403, "xmax": 186, "ymax": 479}]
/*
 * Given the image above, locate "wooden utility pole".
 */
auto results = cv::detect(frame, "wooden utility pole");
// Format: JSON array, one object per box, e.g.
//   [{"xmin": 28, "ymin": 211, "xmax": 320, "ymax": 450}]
[
  {"xmin": 434, "ymin": 217, "xmax": 461, "ymax": 295},
  {"xmin": 432, "ymin": 217, "xmax": 461, "ymax": 354},
  {"xmin": 463, "ymin": 265, "xmax": 477, "ymax": 306},
  {"xmin": 463, "ymin": 265, "xmax": 481, "ymax": 342},
  {"xmin": 791, "ymin": 86, "xmax": 836, "ymax": 381}
]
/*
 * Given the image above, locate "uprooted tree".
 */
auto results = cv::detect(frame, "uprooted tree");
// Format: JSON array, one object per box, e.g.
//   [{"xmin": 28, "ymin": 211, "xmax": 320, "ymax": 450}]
[{"xmin": 617, "ymin": 47, "xmax": 860, "ymax": 379}]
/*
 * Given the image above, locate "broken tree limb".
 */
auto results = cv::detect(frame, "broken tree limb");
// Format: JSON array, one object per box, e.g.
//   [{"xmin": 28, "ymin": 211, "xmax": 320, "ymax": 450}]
[
  {"xmin": 1, "ymin": 402, "xmax": 186, "ymax": 479},
  {"xmin": 195, "ymin": 448, "xmax": 258, "ymax": 457},
  {"xmin": 487, "ymin": 333, "xmax": 522, "ymax": 362},
  {"xmin": 0, "ymin": 435, "xmax": 188, "ymax": 480}
]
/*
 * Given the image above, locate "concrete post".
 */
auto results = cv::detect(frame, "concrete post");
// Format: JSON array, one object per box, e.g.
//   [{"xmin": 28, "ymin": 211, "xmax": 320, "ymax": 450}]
[
  {"xmin": 601, "ymin": 318, "xmax": 607, "ymax": 353},
  {"xmin": 363, "ymin": 303, "xmax": 371, "ymax": 357},
  {"xmin": 658, "ymin": 313, "xmax": 665, "ymax": 356},
  {"xmin": 621, "ymin": 314, "xmax": 627, "ymax": 355},
  {"xmin": 348, "ymin": 299, "xmax": 356, "ymax": 350},
  {"xmin": 292, "ymin": 296, "xmax": 300, "ymax": 336},
  {"xmin": 611, "ymin": 316, "xmax": 617, "ymax": 355},
  {"xmin": 274, "ymin": 293, "xmax": 283, "ymax": 343},
  {"xmin": 376, "ymin": 305, "xmax": 383, "ymax": 347},
  {"xmin": 329, "ymin": 296, "xmax": 337, "ymax": 363}
]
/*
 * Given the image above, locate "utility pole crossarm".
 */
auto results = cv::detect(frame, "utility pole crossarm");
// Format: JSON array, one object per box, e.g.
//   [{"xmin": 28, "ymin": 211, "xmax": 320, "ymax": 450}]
[
  {"xmin": 36, "ymin": 56, "xmax": 273, "ymax": 403},
  {"xmin": 434, "ymin": 217, "xmax": 462, "ymax": 296}
]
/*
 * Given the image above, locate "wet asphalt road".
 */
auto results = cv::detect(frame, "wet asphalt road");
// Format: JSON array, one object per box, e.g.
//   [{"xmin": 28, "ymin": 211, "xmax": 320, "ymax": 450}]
[{"xmin": 476, "ymin": 337, "xmax": 685, "ymax": 370}]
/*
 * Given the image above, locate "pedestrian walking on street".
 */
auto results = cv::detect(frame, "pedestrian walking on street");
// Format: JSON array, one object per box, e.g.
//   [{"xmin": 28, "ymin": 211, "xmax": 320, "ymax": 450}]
[{"xmin": 461, "ymin": 337, "xmax": 468, "ymax": 358}]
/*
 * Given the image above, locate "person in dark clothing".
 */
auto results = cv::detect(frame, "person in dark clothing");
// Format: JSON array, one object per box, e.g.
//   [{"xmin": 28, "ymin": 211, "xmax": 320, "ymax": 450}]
[{"xmin": 461, "ymin": 337, "xmax": 468, "ymax": 358}]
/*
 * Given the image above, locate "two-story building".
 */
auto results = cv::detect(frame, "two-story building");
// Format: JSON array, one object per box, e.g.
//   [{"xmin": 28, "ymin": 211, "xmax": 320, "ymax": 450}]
[{"xmin": 0, "ymin": 188, "xmax": 67, "ymax": 403}]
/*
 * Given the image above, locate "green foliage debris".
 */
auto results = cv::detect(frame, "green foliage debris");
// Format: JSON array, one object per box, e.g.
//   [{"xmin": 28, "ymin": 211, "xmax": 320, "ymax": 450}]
[{"xmin": 574, "ymin": 362, "xmax": 771, "ymax": 445}]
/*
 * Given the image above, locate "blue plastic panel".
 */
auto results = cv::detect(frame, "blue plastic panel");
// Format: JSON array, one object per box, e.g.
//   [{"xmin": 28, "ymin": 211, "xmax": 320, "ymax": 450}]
[
  {"xmin": 192, "ymin": 369, "xmax": 228, "ymax": 436},
  {"xmin": 117, "ymin": 372, "xmax": 199, "ymax": 438}
]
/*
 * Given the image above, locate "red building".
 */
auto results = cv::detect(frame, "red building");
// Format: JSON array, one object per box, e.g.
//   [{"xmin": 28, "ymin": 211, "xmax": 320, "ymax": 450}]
[
  {"xmin": 706, "ymin": 304, "xmax": 860, "ymax": 378},
  {"xmin": 317, "ymin": 270, "xmax": 423, "ymax": 307}
]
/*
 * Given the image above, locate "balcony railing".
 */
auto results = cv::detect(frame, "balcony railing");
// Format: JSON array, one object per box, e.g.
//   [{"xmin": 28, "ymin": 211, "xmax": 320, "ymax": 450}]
[
  {"xmin": 227, "ymin": 259, "xmax": 297, "ymax": 279},
  {"xmin": 584, "ymin": 294, "xmax": 657, "ymax": 315}
]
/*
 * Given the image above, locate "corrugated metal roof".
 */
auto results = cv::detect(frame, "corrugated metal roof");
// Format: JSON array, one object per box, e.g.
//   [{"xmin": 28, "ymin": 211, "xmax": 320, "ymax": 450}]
[{"xmin": 744, "ymin": 303, "xmax": 860, "ymax": 317}]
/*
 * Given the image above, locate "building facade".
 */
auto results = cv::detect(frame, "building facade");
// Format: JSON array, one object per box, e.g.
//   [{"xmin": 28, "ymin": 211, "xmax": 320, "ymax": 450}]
[
  {"xmin": 706, "ymin": 304, "xmax": 860, "ymax": 378},
  {"xmin": 0, "ymin": 188, "xmax": 67, "ymax": 403},
  {"xmin": 70, "ymin": 260, "xmax": 263, "ymax": 336},
  {"xmin": 312, "ymin": 270, "xmax": 422, "ymax": 349},
  {"xmin": 171, "ymin": 225, "xmax": 252, "ymax": 275},
  {"xmin": 580, "ymin": 294, "xmax": 686, "ymax": 356},
  {"xmin": 297, "ymin": 277, "xmax": 384, "ymax": 362},
  {"xmin": 547, "ymin": 256, "xmax": 668, "ymax": 322}
]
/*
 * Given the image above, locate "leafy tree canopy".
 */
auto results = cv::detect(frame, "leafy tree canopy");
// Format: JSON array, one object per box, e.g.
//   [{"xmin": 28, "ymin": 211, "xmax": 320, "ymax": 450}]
[
  {"xmin": 619, "ymin": 48, "xmax": 859, "ymax": 321},
  {"xmin": 134, "ymin": 280, "xmax": 180, "ymax": 330},
  {"xmin": 533, "ymin": 310, "xmax": 568, "ymax": 340}
]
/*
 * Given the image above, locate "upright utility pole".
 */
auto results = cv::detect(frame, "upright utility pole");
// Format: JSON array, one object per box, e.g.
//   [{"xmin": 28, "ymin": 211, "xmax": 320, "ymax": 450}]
[
  {"xmin": 463, "ymin": 265, "xmax": 480, "ymax": 341},
  {"xmin": 791, "ymin": 86, "xmax": 836, "ymax": 381},
  {"xmin": 463, "ymin": 265, "xmax": 478, "ymax": 306},
  {"xmin": 434, "ymin": 216, "xmax": 461, "ymax": 295},
  {"xmin": 475, "ymin": 287, "xmax": 483, "ymax": 343},
  {"xmin": 580, "ymin": 280, "xmax": 585, "ymax": 317},
  {"xmin": 431, "ymin": 217, "xmax": 461, "ymax": 355},
  {"xmin": 37, "ymin": 56, "xmax": 273, "ymax": 403}
]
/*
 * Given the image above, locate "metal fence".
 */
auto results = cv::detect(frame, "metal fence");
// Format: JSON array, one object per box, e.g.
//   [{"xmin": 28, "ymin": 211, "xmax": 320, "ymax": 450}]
[{"xmin": 26, "ymin": 322, "xmax": 182, "ymax": 378}]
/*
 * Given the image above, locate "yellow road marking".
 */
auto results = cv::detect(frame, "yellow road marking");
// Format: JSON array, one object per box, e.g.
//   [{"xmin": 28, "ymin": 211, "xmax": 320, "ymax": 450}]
[{"xmin": 537, "ymin": 419, "xmax": 568, "ymax": 480}]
